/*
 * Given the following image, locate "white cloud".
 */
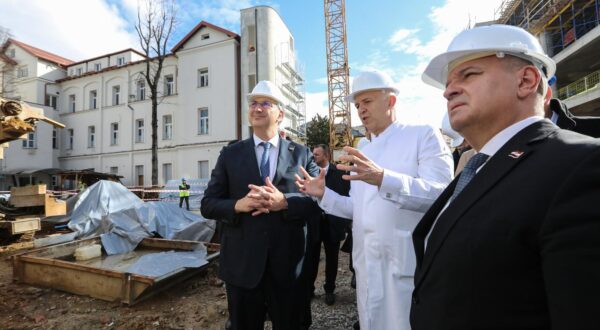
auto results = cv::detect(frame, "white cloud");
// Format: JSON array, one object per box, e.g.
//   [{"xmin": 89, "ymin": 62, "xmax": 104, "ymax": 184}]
[
  {"xmin": 178, "ymin": 0, "xmax": 275, "ymax": 33},
  {"xmin": 0, "ymin": 0, "xmax": 138, "ymax": 61},
  {"xmin": 349, "ymin": 0, "xmax": 503, "ymax": 128},
  {"xmin": 305, "ymin": 91, "xmax": 329, "ymax": 122}
]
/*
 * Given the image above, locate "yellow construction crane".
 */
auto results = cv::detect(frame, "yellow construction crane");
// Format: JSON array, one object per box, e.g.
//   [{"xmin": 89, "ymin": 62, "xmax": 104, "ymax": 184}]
[{"xmin": 324, "ymin": 0, "xmax": 352, "ymax": 161}]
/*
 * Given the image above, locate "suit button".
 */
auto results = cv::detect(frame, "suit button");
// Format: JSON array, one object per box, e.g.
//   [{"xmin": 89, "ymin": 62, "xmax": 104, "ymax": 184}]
[{"xmin": 412, "ymin": 296, "xmax": 419, "ymax": 304}]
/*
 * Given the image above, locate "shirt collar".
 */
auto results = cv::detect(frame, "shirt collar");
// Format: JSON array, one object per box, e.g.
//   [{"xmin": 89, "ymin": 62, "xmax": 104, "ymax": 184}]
[
  {"xmin": 253, "ymin": 133, "xmax": 280, "ymax": 149},
  {"xmin": 479, "ymin": 116, "xmax": 543, "ymax": 157},
  {"xmin": 370, "ymin": 120, "xmax": 399, "ymax": 142}
]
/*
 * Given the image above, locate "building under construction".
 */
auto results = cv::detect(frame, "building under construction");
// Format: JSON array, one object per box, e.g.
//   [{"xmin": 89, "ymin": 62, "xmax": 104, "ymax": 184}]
[{"xmin": 496, "ymin": 0, "xmax": 600, "ymax": 116}]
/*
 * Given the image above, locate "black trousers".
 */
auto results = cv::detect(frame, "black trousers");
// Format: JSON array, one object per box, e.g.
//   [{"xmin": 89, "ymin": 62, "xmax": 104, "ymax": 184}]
[
  {"xmin": 179, "ymin": 196, "xmax": 189, "ymax": 210},
  {"xmin": 226, "ymin": 258, "xmax": 301, "ymax": 330},
  {"xmin": 307, "ymin": 218, "xmax": 342, "ymax": 294}
]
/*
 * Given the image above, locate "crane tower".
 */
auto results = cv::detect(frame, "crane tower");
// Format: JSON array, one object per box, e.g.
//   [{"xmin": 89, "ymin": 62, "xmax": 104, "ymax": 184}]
[{"xmin": 324, "ymin": 0, "xmax": 352, "ymax": 161}]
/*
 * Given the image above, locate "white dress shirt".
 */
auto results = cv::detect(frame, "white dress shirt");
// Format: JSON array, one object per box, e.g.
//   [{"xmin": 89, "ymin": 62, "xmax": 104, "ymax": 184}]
[{"xmin": 253, "ymin": 133, "xmax": 279, "ymax": 181}]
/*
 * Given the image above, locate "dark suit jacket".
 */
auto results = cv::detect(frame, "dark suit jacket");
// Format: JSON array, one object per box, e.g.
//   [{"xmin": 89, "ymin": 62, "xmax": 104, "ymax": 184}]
[
  {"xmin": 201, "ymin": 137, "xmax": 321, "ymax": 289},
  {"xmin": 411, "ymin": 120, "xmax": 600, "ymax": 330},
  {"xmin": 323, "ymin": 165, "xmax": 351, "ymax": 242},
  {"xmin": 551, "ymin": 98, "xmax": 600, "ymax": 138}
]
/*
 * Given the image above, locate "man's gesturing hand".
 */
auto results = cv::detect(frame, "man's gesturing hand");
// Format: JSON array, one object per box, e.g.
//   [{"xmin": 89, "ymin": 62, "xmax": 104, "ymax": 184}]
[
  {"xmin": 336, "ymin": 146, "xmax": 384, "ymax": 187},
  {"xmin": 295, "ymin": 166, "xmax": 326, "ymax": 198}
]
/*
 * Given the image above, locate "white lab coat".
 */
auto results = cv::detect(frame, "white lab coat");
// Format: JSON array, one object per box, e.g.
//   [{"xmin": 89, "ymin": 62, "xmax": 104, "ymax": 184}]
[{"xmin": 319, "ymin": 121, "xmax": 453, "ymax": 330}]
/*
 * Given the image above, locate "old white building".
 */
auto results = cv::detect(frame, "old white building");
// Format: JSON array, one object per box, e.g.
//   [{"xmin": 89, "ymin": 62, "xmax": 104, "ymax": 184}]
[
  {"xmin": 1, "ymin": 21, "xmax": 240, "ymax": 188},
  {"xmin": 0, "ymin": 6, "xmax": 306, "ymax": 189}
]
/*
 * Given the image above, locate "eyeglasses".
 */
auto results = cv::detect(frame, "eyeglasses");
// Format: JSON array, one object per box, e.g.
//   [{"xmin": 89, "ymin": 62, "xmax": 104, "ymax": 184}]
[{"xmin": 250, "ymin": 101, "xmax": 276, "ymax": 109}]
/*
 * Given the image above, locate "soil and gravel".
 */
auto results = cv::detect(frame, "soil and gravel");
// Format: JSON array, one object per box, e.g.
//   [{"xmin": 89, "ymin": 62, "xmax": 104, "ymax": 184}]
[{"xmin": 0, "ymin": 248, "xmax": 358, "ymax": 329}]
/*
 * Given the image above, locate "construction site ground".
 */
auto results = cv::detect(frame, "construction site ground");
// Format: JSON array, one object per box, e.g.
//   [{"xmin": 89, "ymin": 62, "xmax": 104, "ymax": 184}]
[{"xmin": 0, "ymin": 246, "xmax": 358, "ymax": 329}]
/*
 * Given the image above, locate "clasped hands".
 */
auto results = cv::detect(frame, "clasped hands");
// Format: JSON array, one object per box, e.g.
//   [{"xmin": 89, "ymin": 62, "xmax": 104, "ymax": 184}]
[
  {"xmin": 234, "ymin": 177, "xmax": 288, "ymax": 216},
  {"xmin": 295, "ymin": 146, "xmax": 384, "ymax": 198}
]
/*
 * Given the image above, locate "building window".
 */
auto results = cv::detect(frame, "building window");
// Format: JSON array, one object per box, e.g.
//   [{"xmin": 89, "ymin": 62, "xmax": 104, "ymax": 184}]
[
  {"xmin": 69, "ymin": 69, "xmax": 74, "ymax": 76},
  {"xmin": 52, "ymin": 128, "xmax": 58, "ymax": 149},
  {"xmin": 198, "ymin": 161, "xmax": 209, "ymax": 179},
  {"xmin": 112, "ymin": 85, "xmax": 120, "ymax": 105},
  {"xmin": 8, "ymin": 49, "xmax": 15, "ymax": 57},
  {"xmin": 117, "ymin": 57, "xmax": 125, "ymax": 66},
  {"xmin": 51, "ymin": 175, "xmax": 58, "ymax": 189},
  {"xmin": 248, "ymin": 25, "xmax": 256, "ymax": 51},
  {"xmin": 198, "ymin": 108, "xmax": 209, "ymax": 135},
  {"xmin": 201, "ymin": 33, "xmax": 210, "ymax": 40},
  {"xmin": 135, "ymin": 119, "xmax": 144, "ymax": 143},
  {"xmin": 135, "ymin": 165, "xmax": 144, "ymax": 186},
  {"xmin": 76, "ymin": 68, "xmax": 83, "ymax": 76},
  {"xmin": 197, "ymin": 68, "xmax": 209, "ymax": 88},
  {"xmin": 69, "ymin": 94, "xmax": 76, "ymax": 112},
  {"xmin": 89, "ymin": 90, "xmax": 97, "ymax": 109},
  {"xmin": 17, "ymin": 66, "xmax": 28, "ymax": 78},
  {"xmin": 248, "ymin": 74, "xmax": 256, "ymax": 93},
  {"xmin": 22, "ymin": 132, "xmax": 36, "ymax": 149},
  {"xmin": 110, "ymin": 166, "xmax": 118, "ymax": 175},
  {"xmin": 165, "ymin": 75, "xmax": 174, "ymax": 96},
  {"xmin": 45, "ymin": 94, "xmax": 57, "ymax": 110},
  {"xmin": 163, "ymin": 115, "xmax": 172, "ymax": 140},
  {"xmin": 110, "ymin": 122, "xmax": 119, "ymax": 145},
  {"xmin": 162, "ymin": 163, "xmax": 172, "ymax": 183},
  {"xmin": 67, "ymin": 129, "xmax": 74, "ymax": 150},
  {"xmin": 94, "ymin": 63, "xmax": 101, "ymax": 71},
  {"xmin": 88, "ymin": 126, "xmax": 95, "ymax": 148},
  {"xmin": 137, "ymin": 79, "xmax": 145, "ymax": 100}
]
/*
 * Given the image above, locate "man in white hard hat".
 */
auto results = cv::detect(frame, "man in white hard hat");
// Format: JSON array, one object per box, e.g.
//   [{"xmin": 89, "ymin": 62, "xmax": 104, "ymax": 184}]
[
  {"xmin": 201, "ymin": 80, "xmax": 321, "ymax": 329},
  {"xmin": 441, "ymin": 112, "xmax": 472, "ymax": 173},
  {"xmin": 296, "ymin": 70, "xmax": 454, "ymax": 330},
  {"xmin": 412, "ymin": 24, "xmax": 600, "ymax": 329}
]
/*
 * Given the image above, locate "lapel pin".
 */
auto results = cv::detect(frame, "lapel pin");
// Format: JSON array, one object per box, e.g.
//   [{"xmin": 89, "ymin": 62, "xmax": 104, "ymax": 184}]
[{"xmin": 508, "ymin": 150, "xmax": 524, "ymax": 159}]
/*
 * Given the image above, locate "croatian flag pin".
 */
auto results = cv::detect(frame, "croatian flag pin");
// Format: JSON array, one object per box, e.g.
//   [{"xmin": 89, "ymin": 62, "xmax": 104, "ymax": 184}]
[{"xmin": 508, "ymin": 150, "xmax": 524, "ymax": 159}]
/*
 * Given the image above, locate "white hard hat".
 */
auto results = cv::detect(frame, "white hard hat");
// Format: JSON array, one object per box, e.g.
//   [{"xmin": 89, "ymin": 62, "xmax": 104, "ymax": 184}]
[
  {"xmin": 441, "ymin": 113, "xmax": 464, "ymax": 148},
  {"xmin": 345, "ymin": 70, "xmax": 400, "ymax": 103},
  {"xmin": 247, "ymin": 80, "xmax": 286, "ymax": 105},
  {"xmin": 422, "ymin": 24, "xmax": 556, "ymax": 89}
]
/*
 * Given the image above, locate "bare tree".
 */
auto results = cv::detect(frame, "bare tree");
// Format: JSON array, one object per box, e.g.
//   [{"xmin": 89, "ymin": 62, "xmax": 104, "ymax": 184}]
[
  {"xmin": 135, "ymin": 0, "xmax": 176, "ymax": 186},
  {"xmin": 0, "ymin": 26, "xmax": 15, "ymax": 98}
]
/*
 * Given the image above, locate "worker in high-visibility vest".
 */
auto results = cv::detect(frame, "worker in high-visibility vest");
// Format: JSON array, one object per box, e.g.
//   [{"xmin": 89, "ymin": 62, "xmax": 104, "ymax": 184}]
[{"xmin": 179, "ymin": 178, "xmax": 190, "ymax": 210}]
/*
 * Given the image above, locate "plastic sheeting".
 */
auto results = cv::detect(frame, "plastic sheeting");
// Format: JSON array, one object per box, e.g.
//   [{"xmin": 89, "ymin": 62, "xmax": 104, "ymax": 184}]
[
  {"xmin": 68, "ymin": 180, "xmax": 215, "ymax": 255},
  {"xmin": 127, "ymin": 244, "xmax": 208, "ymax": 277}
]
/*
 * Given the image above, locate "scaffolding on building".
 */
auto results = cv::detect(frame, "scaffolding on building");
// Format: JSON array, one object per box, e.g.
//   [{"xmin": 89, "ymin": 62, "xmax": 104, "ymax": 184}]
[
  {"xmin": 324, "ymin": 0, "xmax": 352, "ymax": 161},
  {"xmin": 275, "ymin": 42, "xmax": 307, "ymax": 140},
  {"xmin": 496, "ymin": 0, "xmax": 600, "ymax": 56}
]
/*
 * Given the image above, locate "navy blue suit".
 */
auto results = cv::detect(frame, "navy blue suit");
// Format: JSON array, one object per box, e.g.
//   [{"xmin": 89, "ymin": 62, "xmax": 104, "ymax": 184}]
[{"xmin": 201, "ymin": 137, "xmax": 320, "ymax": 330}]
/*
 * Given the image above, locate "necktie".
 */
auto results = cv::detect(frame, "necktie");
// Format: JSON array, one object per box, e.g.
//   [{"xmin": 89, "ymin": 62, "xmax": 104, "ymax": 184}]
[
  {"xmin": 259, "ymin": 142, "xmax": 271, "ymax": 182},
  {"xmin": 450, "ymin": 152, "xmax": 489, "ymax": 202}
]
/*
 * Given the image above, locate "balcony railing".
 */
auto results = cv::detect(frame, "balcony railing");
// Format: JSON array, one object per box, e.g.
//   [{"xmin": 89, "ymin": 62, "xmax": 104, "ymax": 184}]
[{"xmin": 557, "ymin": 69, "xmax": 600, "ymax": 100}]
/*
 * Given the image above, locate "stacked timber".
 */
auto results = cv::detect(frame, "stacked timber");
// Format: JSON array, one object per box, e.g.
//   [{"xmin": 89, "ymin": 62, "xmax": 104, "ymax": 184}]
[{"xmin": 9, "ymin": 184, "xmax": 66, "ymax": 217}]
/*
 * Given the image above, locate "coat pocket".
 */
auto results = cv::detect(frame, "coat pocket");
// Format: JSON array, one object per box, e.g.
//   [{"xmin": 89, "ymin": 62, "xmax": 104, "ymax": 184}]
[{"xmin": 393, "ymin": 229, "xmax": 417, "ymax": 277}]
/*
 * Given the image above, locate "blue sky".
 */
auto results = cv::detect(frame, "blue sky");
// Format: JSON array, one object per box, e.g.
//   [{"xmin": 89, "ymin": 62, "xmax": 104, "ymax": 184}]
[{"xmin": 0, "ymin": 0, "xmax": 503, "ymax": 126}]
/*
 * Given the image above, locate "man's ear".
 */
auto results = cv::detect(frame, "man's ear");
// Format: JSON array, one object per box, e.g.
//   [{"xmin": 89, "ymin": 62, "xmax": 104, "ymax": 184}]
[
  {"xmin": 517, "ymin": 66, "xmax": 541, "ymax": 99},
  {"xmin": 388, "ymin": 94, "xmax": 397, "ymax": 108}
]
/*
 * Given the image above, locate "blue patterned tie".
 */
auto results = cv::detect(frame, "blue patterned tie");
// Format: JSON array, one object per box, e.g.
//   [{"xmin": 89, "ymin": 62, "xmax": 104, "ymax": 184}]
[
  {"xmin": 450, "ymin": 152, "xmax": 489, "ymax": 202},
  {"xmin": 259, "ymin": 142, "xmax": 271, "ymax": 182}
]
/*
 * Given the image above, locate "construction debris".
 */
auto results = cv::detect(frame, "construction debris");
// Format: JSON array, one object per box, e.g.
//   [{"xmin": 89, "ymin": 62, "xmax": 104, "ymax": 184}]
[
  {"xmin": 0, "ymin": 97, "xmax": 65, "ymax": 158},
  {"xmin": 68, "ymin": 180, "xmax": 215, "ymax": 255},
  {"xmin": 12, "ymin": 237, "xmax": 220, "ymax": 305},
  {"xmin": 9, "ymin": 185, "xmax": 67, "ymax": 217}
]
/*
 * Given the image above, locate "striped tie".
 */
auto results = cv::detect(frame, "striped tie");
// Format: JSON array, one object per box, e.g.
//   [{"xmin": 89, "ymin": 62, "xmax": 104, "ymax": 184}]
[
  {"xmin": 450, "ymin": 152, "xmax": 489, "ymax": 202},
  {"xmin": 259, "ymin": 142, "xmax": 271, "ymax": 182}
]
